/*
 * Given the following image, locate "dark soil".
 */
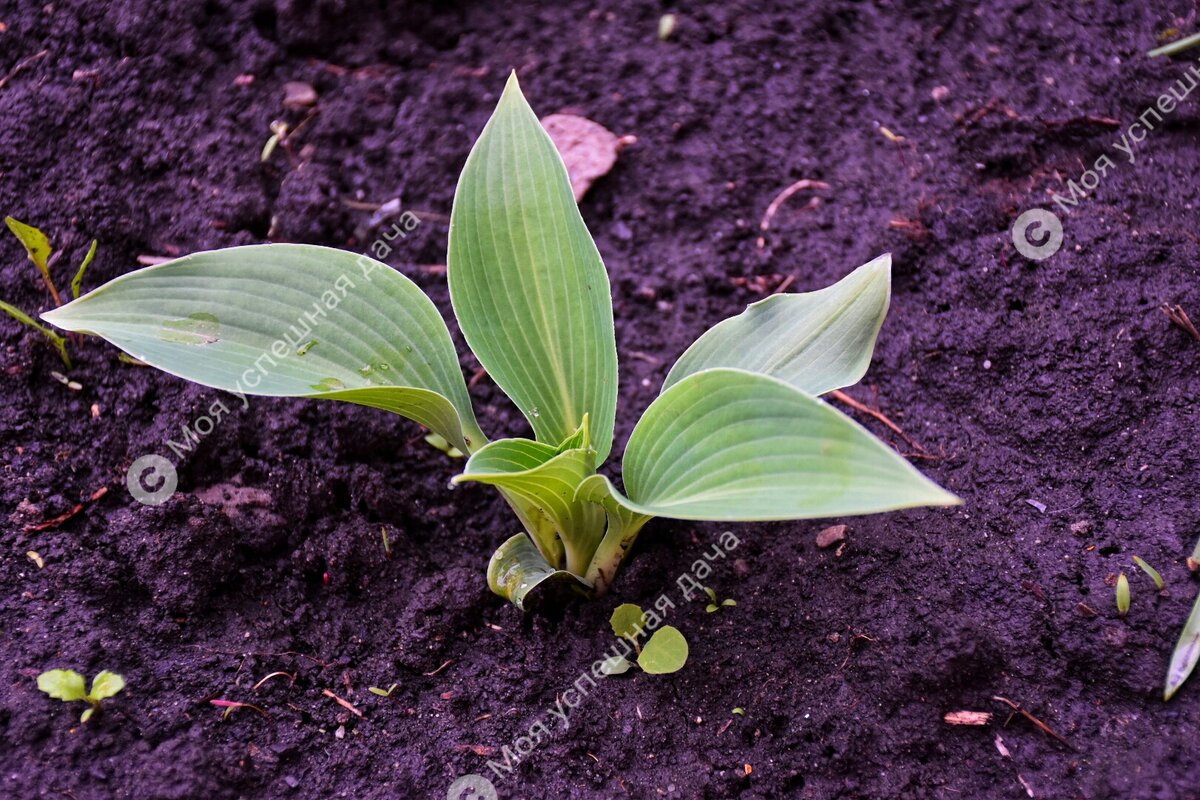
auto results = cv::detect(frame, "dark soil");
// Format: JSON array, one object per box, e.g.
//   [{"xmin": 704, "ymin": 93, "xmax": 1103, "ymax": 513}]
[{"xmin": 3, "ymin": 1, "xmax": 1200, "ymax": 798}]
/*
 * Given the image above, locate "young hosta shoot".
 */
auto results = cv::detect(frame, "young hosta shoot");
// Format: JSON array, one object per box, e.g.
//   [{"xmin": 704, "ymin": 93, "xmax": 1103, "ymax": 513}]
[
  {"xmin": 41, "ymin": 73, "xmax": 959, "ymax": 610},
  {"xmin": 37, "ymin": 669, "xmax": 126, "ymax": 722},
  {"xmin": 604, "ymin": 603, "xmax": 689, "ymax": 675}
]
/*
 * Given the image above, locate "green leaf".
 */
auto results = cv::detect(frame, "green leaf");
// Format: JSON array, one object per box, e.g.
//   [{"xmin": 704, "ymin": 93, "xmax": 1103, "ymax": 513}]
[
  {"xmin": 71, "ymin": 240, "xmax": 98, "ymax": 300},
  {"xmin": 455, "ymin": 421, "xmax": 603, "ymax": 573},
  {"xmin": 599, "ymin": 655, "xmax": 632, "ymax": 675},
  {"xmin": 664, "ymin": 255, "xmax": 891, "ymax": 396},
  {"xmin": 5, "ymin": 216, "xmax": 52, "ymax": 279},
  {"xmin": 1166, "ymin": 588, "xmax": 1200, "ymax": 700},
  {"xmin": 80, "ymin": 707, "xmax": 95, "ymax": 723},
  {"xmin": 1116, "ymin": 573, "xmax": 1130, "ymax": 616},
  {"xmin": 37, "ymin": 669, "xmax": 88, "ymax": 702},
  {"xmin": 612, "ymin": 369, "xmax": 960, "ymax": 520},
  {"xmin": 448, "ymin": 72, "xmax": 618, "ymax": 462},
  {"xmin": 88, "ymin": 671, "xmax": 125, "ymax": 701},
  {"xmin": 0, "ymin": 299, "xmax": 71, "ymax": 367},
  {"xmin": 486, "ymin": 533, "xmax": 588, "ymax": 610},
  {"xmin": 638, "ymin": 626, "xmax": 689, "ymax": 674},
  {"xmin": 41, "ymin": 244, "xmax": 485, "ymax": 454},
  {"xmin": 610, "ymin": 603, "xmax": 647, "ymax": 640},
  {"xmin": 1132, "ymin": 555, "xmax": 1165, "ymax": 591}
]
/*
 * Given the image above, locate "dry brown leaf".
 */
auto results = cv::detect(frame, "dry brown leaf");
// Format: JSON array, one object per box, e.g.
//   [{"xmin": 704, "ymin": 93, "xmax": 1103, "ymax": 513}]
[{"xmin": 541, "ymin": 113, "xmax": 633, "ymax": 201}]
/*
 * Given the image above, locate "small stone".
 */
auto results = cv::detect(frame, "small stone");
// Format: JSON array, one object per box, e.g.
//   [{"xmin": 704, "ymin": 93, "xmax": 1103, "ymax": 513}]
[
  {"xmin": 931, "ymin": 85, "xmax": 950, "ymax": 102},
  {"xmin": 1069, "ymin": 520, "xmax": 1093, "ymax": 536},
  {"xmin": 816, "ymin": 524, "xmax": 847, "ymax": 549},
  {"xmin": 283, "ymin": 81, "xmax": 318, "ymax": 109}
]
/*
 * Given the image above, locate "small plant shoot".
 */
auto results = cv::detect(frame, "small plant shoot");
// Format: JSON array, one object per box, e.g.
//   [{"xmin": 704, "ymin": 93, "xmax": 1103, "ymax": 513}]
[
  {"xmin": 41, "ymin": 74, "xmax": 959, "ymax": 610},
  {"xmin": 2, "ymin": 217, "xmax": 98, "ymax": 367},
  {"xmin": 37, "ymin": 669, "xmax": 125, "ymax": 722},
  {"xmin": 1116, "ymin": 573, "xmax": 1131, "ymax": 617},
  {"xmin": 605, "ymin": 603, "xmax": 689, "ymax": 675},
  {"xmin": 703, "ymin": 586, "xmax": 736, "ymax": 613},
  {"xmin": 1132, "ymin": 555, "xmax": 1165, "ymax": 591}
]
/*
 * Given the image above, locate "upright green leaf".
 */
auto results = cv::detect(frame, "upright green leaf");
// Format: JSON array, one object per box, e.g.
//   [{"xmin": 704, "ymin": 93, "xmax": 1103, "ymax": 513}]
[
  {"xmin": 88, "ymin": 671, "xmax": 126, "ymax": 701},
  {"xmin": 664, "ymin": 255, "xmax": 891, "ymax": 396},
  {"xmin": 613, "ymin": 369, "xmax": 960, "ymax": 520},
  {"xmin": 71, "ymin": 240, "xmax": 98, "ymax": 300},
  {"xmin": 5, "ymin": 216, "xmax": 52, "ymax": 277},
  {"xmin": 448, "ymin": 72, "xmax": 619, "ymax": 462},
  {"xmin": 42, "ymin": 244, "xmax": 485, "ymax": 453}
]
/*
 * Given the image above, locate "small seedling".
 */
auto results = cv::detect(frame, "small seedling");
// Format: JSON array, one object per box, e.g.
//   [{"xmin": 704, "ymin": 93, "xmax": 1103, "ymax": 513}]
[
  {"xmin": 368, "ymin": 683, "xmax": 399, "ymax": 697},
  {"xmin": 2, "ymin": 217, "xmax": 98, "ymax": 367},
  {"xmin": 604, "ymin": 603, "xmax": 689, "ymax": 675},
  {"xmin": 37, "ymin": 669, "xmax": 125, "ymax": 722},
  {"xmin": 43, "ymin": 73, "xmax": 959, "ymax": 612},
  {"xmin": 1116, "ymin": 573, "xmax": 1131, "ymax": 616},
  {"xmin": 702, "ymin": 586, "xmax": 737, "ymax": 613},
  {"xmin": 732, "ymin": 707, "xmax": 745, "ymax": 716},
  {"xmin": 380, "ymin": 527, "xmax": 392, "ymax": 559},
  {"xmin": 1132, "ymin": 555, "xmax": 1165, "ymax": 591}
]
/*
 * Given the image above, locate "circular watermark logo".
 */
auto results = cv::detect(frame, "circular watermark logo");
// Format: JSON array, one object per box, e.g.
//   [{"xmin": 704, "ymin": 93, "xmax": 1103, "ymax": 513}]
[
  {"xmin": 126, "ymin": 455, "xmax": 178, "ymax": 506},
  {"xmin": 1011, "ymin": 208, "xmax": 1063, "ymax": 260},
  {"xmin": 447, "ymin": 775, "xmax": 497, "ymax": 800}
]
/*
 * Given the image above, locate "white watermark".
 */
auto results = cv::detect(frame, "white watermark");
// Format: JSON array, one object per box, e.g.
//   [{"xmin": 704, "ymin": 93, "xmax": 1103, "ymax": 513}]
[{"xmin": 1011, "ymin": 56, "xmax": 1200, "ymax": 259}]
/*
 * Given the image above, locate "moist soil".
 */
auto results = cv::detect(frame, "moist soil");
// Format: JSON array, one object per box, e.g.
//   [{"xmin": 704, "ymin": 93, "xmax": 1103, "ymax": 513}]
[{"xmin": 2, "ymin": 1, "xmax": 1199, "ymax": 798}]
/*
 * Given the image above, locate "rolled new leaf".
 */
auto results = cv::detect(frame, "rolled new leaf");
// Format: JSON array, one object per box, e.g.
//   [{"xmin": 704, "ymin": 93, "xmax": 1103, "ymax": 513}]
[
  {"xmin": 609, "ymin": 368, "xmax": 960, "ymax": 520},
  {"xmin": 663, "ymin": 254, "xmax": 891, "ymax": 396},
  {"xmin": 455, "ymin": 428, "xmax": 604, "ymax": 575},
  {"xmin": 448, "ymin": 72, "xmax": 619, "ymax": 463},
  {"xmin": 42, "ymin": 244, "xmax": 485, "ymax": 454},
  {"xmin": 487, "ymin": 533, "xmax": 589, "ymax": 611}
]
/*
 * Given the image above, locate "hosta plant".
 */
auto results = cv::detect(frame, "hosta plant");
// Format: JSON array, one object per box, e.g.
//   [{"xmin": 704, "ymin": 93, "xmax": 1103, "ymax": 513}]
[{"xmin": 43, "ymin": 74, "xmax": 959, "ymax": 610}]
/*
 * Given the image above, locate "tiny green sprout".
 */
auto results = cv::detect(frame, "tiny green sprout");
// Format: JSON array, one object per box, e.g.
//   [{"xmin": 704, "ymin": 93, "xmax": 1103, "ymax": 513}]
[
  {"xmin": 732, "ymin": 707, "xmax": 745, "ymax": 716},
  {"xmin": 261, "ymin": 120, "xmax": 289, "ymax": 162},
  {"xmin": 42, "ymin": 73, "xmax": 959, "ymax": 613},
  {"xmin": 3, "ymin": 218, "xmax": 98, "ymax": 367},
  {"xmin": 37, "ymin": 669, "xmax": 126, "ymax": 722},
  {"xmin": 368, "ymin": 683, "xmax": 399, "ymax": 697},
  {"xmin": 606, "ymin": 603, "xmax": 689, "ymax": 675},
  {"xmin": 1132, "ymin": 555, "xmax": 1165, "ymax": 591},
  {"xmin": 702, "ymin": 586, "xmax": 737, "ymax": 613},
  {"xmin": 1116, "ymin": 573, "xmax": 1131, "ymax": 616},
  {"xmin": 381, "ymin": 526, "xmax": 392, "ymax": 559}
]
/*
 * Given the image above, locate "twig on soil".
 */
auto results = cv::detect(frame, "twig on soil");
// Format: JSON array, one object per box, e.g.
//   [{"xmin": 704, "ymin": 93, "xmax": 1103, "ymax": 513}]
[
  {"xmin": 23, "ymin": 486, "xmax": 109, "ymax": 533},
  {"xmin": 189, "ymin": 645, "xmax": 332, "ymax": 668},
  {"xmin": 992, "ymin": 695, "xmax": 1072, "ymax": 748},
  {"xmin": 0, "ymin": 49, "xmax": 49, "ymax": 91},
  {"xmin": 828, "ymin": 390, "xmax": 930, "ymax": 455},
  {"xmin": 321, "ymin": 688, "xmax": 364, "ymax": 718},
  {"xmin": 943, "ymin": 710, "xmax": 993, "ymax": 726},
  {"xmin": 756, "ymin": 179, "xmax": 829, "ymax": 250},
  {"xmin": 1161, "ymin": 303, "xmax": 1200, "ymax": 341},
  {"xmin": 253, "ymin": 671, "xmax": 297, "ymax": 691},
  {"xmin": 423, "ymin": 659, "xmax": 454, "ymax": 677}
]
